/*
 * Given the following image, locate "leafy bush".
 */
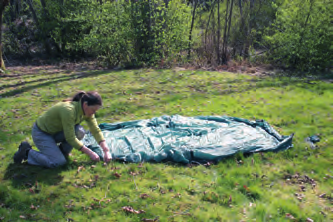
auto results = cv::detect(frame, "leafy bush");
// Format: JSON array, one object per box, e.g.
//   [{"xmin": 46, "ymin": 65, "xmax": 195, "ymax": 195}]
[
  {"xmin": 77, "ymin": 0, "xmax": 192, "ymax": 67},
  {"xmin": 39, "ymin": 0, "xmax": 96, "ymax": 56},
  {"xmin": 263, "ymin": 0, "xmax": 333, "ymax": 71}
]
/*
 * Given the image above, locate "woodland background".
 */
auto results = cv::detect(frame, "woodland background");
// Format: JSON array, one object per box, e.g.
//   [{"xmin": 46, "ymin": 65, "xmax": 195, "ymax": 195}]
[{"xmin": 0, "ymin": 0, "xmax": 332, "ymax": 72}]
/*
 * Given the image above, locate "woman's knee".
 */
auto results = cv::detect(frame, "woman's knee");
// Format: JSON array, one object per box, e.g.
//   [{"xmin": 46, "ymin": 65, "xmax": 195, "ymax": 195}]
[
  {"xmin": 48, "ymin": 156, "xmax": 67, "ymax": 168},
  {"xmin": 75, "ymin": 125, "xmax": 86, "ymax": 140}
]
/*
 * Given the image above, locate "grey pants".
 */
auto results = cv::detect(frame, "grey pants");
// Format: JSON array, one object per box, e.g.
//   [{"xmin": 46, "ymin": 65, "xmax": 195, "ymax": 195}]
[{"xmin": 28, "ymin": 123, "xmax": 85, "ymax": 168}]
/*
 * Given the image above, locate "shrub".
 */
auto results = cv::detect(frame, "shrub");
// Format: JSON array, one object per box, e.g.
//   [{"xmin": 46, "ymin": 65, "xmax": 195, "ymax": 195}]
[{"xmin": 263, "ymin": 0, "xmax": 333, "ymax": 71}]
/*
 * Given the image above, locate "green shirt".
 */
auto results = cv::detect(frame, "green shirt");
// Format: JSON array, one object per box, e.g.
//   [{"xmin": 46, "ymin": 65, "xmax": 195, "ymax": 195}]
[{"xmin": 36, "ymin": 101, "xmax": 104, "ymax": 150}]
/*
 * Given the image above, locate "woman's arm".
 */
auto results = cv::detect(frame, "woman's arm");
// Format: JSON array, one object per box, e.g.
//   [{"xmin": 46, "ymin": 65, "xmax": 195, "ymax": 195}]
[
  {"xmin": 99, "ymin": 140, "xmax": 112, "ymax": 163},
  {"xmin": 85, "ymin": 115, "xmax": 104, "ymax": 143},
  {"xmin": 80, "ymin": 146, "xmax": 100, "ymax": 161},
  {"xmin": 85, "ymin": 116, "xmax": 112, "ymax": 163}
]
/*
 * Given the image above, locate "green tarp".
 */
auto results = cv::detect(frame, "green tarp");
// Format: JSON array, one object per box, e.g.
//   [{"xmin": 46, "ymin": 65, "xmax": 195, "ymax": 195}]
[{"xmin": 83, "ymin": 115, "xmax": 293, "ymax": 164}]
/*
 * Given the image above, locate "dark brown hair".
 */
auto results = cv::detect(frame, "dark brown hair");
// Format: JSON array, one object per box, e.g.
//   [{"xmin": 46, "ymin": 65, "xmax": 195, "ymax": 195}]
[{"xmin": 64, "ymin": 91, "xmax": 102, "ymax": 106}]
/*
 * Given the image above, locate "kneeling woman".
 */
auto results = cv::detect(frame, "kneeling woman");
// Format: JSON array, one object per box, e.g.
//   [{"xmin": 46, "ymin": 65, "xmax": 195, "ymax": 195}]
[{"xmin": 14, "ymin": 91, "xmax": 112, "ymax": 168}]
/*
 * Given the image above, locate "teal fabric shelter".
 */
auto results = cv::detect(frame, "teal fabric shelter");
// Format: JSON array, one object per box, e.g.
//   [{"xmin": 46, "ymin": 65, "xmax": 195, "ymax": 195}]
[{"xmin": 83, "ymin": 115, "xmax": 293, "ymax": 164}]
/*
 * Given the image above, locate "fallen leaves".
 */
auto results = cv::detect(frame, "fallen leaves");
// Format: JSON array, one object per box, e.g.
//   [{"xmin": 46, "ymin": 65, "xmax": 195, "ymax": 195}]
[
  {"xmin": 203, "ymin": 162, "xmax": 212, "ymax": 167},
  {"xmin": 73, "ymin": 182, "xmax": 96, "ymax": 189},
  {"xmin": 30, "ymin": 204, "xmax": 39, "ymax": 210},
  {"xmin": 129, "ymin": 171, "xmax": 138, "ymax": 176},
  {"xmin": 27, "ymin": 181, "xmax": 40, "ymax": 194},
  {"xmin": 77, "ymin": 166, "xmax": 84, "ymax": 173},
  {"xmin": 172, "ymin": 193, "xmax": 181, "ymax": 199},
  {"xmin": 284, "ymin": 173, "xmax": 316, "ymax": 188},
  {"xmin": 228, "ymin": 195, "xmax": 232, "ymax": 205},
  {"xmin": 285, "ymin": 213, "xmax": 295, "ymax": 220},
  {"xmin": 243, "ymin": 185, "xmax": 250, "ymax": 192},
  {"xmin": 324, "ymin": 174, "xmax": 333, "ymax": 180},
  {"xmin": 140, "ymin": 193, "xmax": 150, "ymax": 199},
  {"xmin": 122, "ymin": 206, "xmax": 145, "ymax": 214},
  {"xmin": 142, "ymin": 218, "xmax": 159, "ymax": 222},
  {"xmin": 319, "ymin": 193, "xmax": 326, "ymax": 198},
  {"xmin": 65, "ymin": 200, "xmax": 75, "ymax": 209},
  {"xmin": 294, "ymin": 193, "xmax": 305, "ymax": 201},
  {"xmin": 114, "ymin": 172, "xmax": 121, "ymax": 178}
]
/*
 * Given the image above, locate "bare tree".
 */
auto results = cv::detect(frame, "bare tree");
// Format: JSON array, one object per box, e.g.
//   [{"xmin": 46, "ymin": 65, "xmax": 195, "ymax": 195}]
[
  {"xmin": 226, "ymin": 0, "xmax": 233, "ymax": 45},
  {"xmin": 244, "ymin": 0, "xmax": 254, "ymax": 58},
  {"xmin": 219, "ymin": 0, "xmax": 234, "ymax": 64},
  {"xmin": 188, "ymin": 0, "xmax": 198, "ymax": 58},
  {"xmin": 217, "ymin": 0, "xmax": 220, "ymax": 63},
  {"xmin": 204, "ymin": 0, "xmax": 216, "ymax": 48},
  {"xmin": 26, "ymin": 0, "xmax": 38, "ymax": 26},
  {"xmin": 221, "ymin": 0, "xmax": 229, "ymax": 64}
]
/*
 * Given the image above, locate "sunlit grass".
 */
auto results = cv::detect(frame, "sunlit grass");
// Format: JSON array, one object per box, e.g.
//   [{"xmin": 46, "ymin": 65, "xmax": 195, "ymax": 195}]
[{"xmin": 0, "ymin": 68, "xmax": 332, "ymax": 221}]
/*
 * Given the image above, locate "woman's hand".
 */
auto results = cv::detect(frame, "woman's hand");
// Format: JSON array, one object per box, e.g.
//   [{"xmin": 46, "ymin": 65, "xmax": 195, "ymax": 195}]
[
  {"xmin": 88, "ymin": 151, "xmax": 100, "ymax": 162},
  {"xmin": 80, "ymin": 146, "xmax": 100, "ymax": 162},
  {"xmin": 103, "ymin": 150, "xmax": 112, "ymax": 163},
  {"xmin": 99, "ymin": 140, "xmax": 112, "ymax": 163}
]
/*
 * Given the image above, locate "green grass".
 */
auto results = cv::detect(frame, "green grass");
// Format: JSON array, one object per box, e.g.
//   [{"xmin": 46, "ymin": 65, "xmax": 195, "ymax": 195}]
[{"xmin": 0, "ymin": 68, "xmax": 332, "ymax": 221}]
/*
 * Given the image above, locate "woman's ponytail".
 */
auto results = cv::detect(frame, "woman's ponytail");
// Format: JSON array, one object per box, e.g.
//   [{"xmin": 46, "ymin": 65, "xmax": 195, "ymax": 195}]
[
  {"xmin": 63, "ymin": 91, "xmax": 102, "ymax": 106},
  {"xmin": 72, "ymin": 91, "xmax": 86, "ymax": 102},
  {"xmin": 63, "ymin": 91, "xmax": 86, "ymax": 102}
]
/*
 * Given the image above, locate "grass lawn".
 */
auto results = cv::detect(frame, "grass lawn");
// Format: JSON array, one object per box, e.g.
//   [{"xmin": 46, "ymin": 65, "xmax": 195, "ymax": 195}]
[{"xmin": 0, "ymin": 67, "xmax": 332, "ymax": 221}]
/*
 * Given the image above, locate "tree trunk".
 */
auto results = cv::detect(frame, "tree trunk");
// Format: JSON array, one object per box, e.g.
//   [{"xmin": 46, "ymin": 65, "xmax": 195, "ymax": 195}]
[
  {"xmin": 217, "ymin": 0, "xmax": 220, "ymax": 64},
  {"xmin": 188, "ymin": 0, "xmax": 197, "ymax": 58},
  {"xmin": 59, "ymin": 0, "xmax": 64, "ymax": 17},
  {"xmin": 235, "ymin": 0, "xmax": 243, "ymax": 56},
  {"xmin": 294, "ymin": 0, "xmax": 314, "ymax": 66},
  {"xmin": 9, "ymin": 0, "xmax": 21, "ymax": 21},
  {"xmin": 27, "ymin": 0, "xmax": 60, "ymax": 55},
  {"xmin": 39, "ymin": 0, "xmax": 52, "ymax": 55},
  {"xmin": 221, "ymin": 0, "xmax": 233, "ymax": 64},
  {"xmin": 10, "ymin": 0, "xmax": 15, "ymax": 21},
  {"xmin": 226, "ymin": 0, "xmax": 233, "ymax": 42},
  {"xmin": 244, "ymin": 0, "xmax": 254, "ymax": 58},
  {"xmin": 238, "ymin": 1, "xmax": 243, "ymax": 38},
  {"xmin": 238, "ymin": 0, "xmax": 242, "ymax": 16},
  {"xmin": 163, "ymin": 0, "xmax": 169, "ymax": 8},
  {"xmin": 221, "ymin": 0, "xmax": 229, "ymax": 64},
  {"xmin": 299, "ymin": 0, "xmax": 314, "ymax": 44},
  {"xmin": 26, "ymin": 0, "xmax": 38, "ymax": 26},
  {"xmin": 0, "ymin": 4, "xmax": 5, "ymax": 70},
  {"xmin": 0, "ymin": 0, "xmax": 9, "ymax": 70},
  {"xmin": 16, "ymin": 0, "xmax": 21, "ymax": 15},
  {"xmin": 212, "ymin": 4, "xmax": 216, "ymax": 56},
  {"xmin": 204, "ymin": 0, "xmax": 216, "ymax": 48}
]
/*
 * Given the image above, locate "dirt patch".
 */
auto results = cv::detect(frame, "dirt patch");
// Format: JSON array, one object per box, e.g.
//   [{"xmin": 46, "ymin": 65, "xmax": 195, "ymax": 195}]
[{"xmin": 3, "ymin": 58, "xmax": 108, "ymax": 77}]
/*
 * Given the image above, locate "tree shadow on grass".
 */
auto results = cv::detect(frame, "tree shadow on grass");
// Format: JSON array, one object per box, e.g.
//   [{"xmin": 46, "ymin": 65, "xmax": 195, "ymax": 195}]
[
  {"xmin": 0, "ymin": 73, "xmax": 76, "ymax": 91},
  {"xmin": 0, "ymin": 69, "xmax": 119, "ymax": 98}
]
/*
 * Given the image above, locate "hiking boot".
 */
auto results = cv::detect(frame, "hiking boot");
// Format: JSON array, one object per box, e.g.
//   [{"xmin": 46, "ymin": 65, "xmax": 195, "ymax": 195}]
[{"xmin": 13, "ymin": 141, "xmax": 32, "ymax": 163}]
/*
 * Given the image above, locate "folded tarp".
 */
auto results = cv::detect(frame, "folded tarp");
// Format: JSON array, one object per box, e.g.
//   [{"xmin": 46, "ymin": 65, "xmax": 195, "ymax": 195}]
[{"xmin": 82, "ymin": 115, "xmax": 293, "ymax": 164}]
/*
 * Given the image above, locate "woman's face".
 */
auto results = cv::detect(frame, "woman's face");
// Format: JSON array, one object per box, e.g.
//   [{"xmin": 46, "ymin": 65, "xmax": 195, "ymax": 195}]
[{"xmin": 83, "ymin": 102, "xmax": 101, "ymax": 117}]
